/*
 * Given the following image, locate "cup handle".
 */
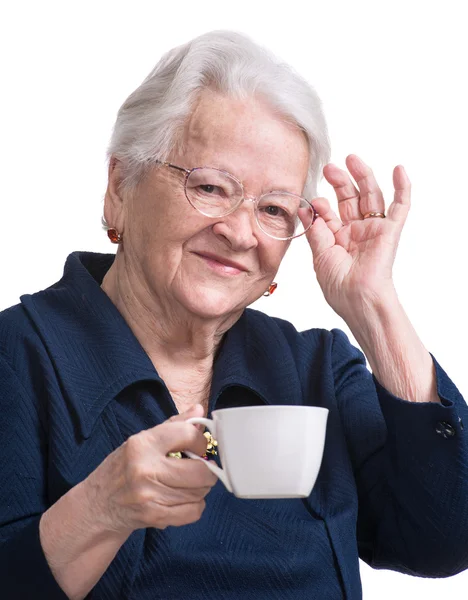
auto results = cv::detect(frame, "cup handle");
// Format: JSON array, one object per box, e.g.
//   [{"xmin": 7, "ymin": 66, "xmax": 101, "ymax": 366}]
[{"xmin": 185, "ymin": 417, "xmax": 232, "ymax": 493}]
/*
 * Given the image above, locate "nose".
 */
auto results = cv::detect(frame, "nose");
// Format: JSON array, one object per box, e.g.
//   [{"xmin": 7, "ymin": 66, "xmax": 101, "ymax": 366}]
[{"xmin": 211, "ymin": 199, "xmax": 258, "ymax": 252}]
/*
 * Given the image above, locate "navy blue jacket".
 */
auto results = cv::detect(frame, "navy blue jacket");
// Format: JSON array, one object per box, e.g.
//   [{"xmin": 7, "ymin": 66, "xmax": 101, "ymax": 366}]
[{"xmin": 1, "ymin": 251, "xmax": 468, "ymax": 600}]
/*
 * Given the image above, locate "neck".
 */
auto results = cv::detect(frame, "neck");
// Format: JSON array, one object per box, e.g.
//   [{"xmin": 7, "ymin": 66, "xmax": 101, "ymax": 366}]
[{"xmin": 100, "ymin": 252, "xmax": 240, "ymax": 372}]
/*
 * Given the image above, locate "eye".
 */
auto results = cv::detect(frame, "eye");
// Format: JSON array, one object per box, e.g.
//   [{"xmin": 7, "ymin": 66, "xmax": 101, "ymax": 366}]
[
  {"xmin": 263, "ymin": 205, "xmax": 287, "ymax": 217},
  {"xmin": 199, "ymin": 184, "xmax": 220, "ymax": 195}
]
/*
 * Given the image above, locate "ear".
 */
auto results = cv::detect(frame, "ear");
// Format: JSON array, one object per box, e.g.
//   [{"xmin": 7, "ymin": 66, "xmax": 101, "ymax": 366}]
[{"xmin": 103, "ymin": 156, "xmax": 126, "ymax": 232}]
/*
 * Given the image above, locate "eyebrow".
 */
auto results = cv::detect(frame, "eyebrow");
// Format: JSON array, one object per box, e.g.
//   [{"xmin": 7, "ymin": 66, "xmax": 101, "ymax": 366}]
[
  {"xmin": 210, "ymin": 164, "xmax": 304, "ymax": 196},
  {"xmin": 163, "ymin": 160, "xmax": 305, "ymax": 197}
]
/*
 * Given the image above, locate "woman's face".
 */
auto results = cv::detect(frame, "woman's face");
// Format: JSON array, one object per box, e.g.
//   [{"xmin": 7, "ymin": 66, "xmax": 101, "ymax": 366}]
[{"xmin": 107, "ymin": 90, "xmax": 310, "ymax": 320}]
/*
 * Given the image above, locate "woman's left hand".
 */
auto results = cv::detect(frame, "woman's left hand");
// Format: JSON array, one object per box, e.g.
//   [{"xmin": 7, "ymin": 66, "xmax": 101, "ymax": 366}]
[{"xmin": 306, "ymin": 154, "xmax": 411, "ymax": 319}]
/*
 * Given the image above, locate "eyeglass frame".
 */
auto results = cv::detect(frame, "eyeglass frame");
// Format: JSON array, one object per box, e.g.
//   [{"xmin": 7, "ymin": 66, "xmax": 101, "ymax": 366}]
[{"xmin": 156, "ymin": 160, "xmax": 318, "ymax": 241}]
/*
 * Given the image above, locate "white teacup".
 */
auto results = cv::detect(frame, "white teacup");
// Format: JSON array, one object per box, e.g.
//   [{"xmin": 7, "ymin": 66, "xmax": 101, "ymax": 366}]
[{"xmin": 186, "ymin": 405, "xmax": 328, "ymax": 499}]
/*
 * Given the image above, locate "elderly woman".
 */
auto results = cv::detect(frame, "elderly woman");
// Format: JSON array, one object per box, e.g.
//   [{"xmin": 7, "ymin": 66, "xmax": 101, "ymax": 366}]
[{"xmin": 1, "ymin": 30, "xmax": 467, "ymax": 600}]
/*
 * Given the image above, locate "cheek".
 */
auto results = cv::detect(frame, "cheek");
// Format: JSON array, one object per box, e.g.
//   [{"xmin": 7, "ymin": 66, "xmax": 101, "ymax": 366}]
[
  {"xmin": 257, "ymin": 241, "xmax": 287, "ymax": 278},
  {"xmin": 129, "ymin": 185, "xmax": 204, "ymax": 248}
]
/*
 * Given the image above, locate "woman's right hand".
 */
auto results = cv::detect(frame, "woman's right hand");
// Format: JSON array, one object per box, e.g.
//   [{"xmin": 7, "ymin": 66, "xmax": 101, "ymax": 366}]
[{"xmin": 84, "ymin": 404, "xmax": 217, "ymax": 535}]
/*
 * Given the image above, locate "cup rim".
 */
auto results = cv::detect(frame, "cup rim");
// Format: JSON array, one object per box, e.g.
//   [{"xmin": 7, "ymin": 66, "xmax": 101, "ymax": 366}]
[{"xmin": 212, "ymin": 405, "xmax": 329, "ymax": 415}]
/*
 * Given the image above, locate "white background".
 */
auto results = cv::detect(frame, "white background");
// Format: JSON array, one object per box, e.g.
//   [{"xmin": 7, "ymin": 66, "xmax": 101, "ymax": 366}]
[{"xmin": 1, "ymin": 1, "xmax": 467, "ymax": 597}]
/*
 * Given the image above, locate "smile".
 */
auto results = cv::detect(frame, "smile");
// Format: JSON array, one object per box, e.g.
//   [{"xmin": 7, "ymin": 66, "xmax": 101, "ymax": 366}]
[{"xmin": 192, "ymin": 252, "xmax": 247, "ymax": 276}]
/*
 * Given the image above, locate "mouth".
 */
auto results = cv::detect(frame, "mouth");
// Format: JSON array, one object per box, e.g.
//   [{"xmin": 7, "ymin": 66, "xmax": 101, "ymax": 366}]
[{"xmin": 192, "ymin": 252, "xmax": 248, "ymax": 275}]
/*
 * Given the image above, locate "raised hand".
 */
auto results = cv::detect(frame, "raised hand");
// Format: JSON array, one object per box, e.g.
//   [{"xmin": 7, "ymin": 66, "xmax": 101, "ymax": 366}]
[{"xmin": 306, "ymin": 154, "xmax": 411, "ymax": 319}]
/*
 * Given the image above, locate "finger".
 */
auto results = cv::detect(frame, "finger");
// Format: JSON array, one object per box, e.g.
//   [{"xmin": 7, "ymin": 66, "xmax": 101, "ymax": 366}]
[
  {"xmin": 152, "ymin": 474, "xmax": 215, "ymax": 503},
  {"xmin": 167, "ymin": 404, "xmax": 204, "ymax": 423},
  {"xmin": 146, "ymin": 478, "xmax": 214, "ymax": 506},
  {"xmin": 345, "ymin": 155, "xmax": 386, "ymax": 216},
  {"xmin": 305, "ymin": 213, "xmax": 336, "ymax": 257},
  {"xmin": 386, "ymin": 165, "xmax": 411, "ymax": 224},
  {"xmin": 311, "ymin": 197, "xmax": 343, "ymax": 234},
  {"xmin": 323, "ymin": 162, "xmax": 362, "ymax": 223},
  {"xmin": 166, "ymin": 403, "xmax": 205, "ymax": 431},
  {"xmin": 146, "ymin": 499, "xmax": 206, "ymax": 529},
  {"xmin": 161, "ymin": 457, "xmax": 218, "ymax": 489},
  {"xmin": 155, "ymin": 421, "xmax": 209, "ymax": 457}
]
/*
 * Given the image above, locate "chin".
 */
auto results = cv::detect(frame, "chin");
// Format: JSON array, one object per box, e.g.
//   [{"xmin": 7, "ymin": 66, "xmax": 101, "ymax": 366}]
[{"xmin": 176, "ymin": 283, "xmax": 247, "ymax": 320}]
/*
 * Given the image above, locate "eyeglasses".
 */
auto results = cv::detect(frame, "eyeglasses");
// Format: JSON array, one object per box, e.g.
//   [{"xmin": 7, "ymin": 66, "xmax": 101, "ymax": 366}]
[{"xmin": 157, "ymin": 161, "xmax": 317, "ymax": 241}]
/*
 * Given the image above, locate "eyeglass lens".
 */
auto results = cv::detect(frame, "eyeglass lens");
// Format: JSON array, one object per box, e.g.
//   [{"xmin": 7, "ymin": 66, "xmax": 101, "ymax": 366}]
[{"xmin": 185, "ymin": 167, "xmax": 313, "ymax": 239}]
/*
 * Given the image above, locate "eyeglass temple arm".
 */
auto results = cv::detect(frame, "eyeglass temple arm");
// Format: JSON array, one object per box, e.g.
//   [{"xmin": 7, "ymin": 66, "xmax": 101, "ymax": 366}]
[{"xmin": 155, "ymin": 160, "xmax": 190, "ymax": 175}]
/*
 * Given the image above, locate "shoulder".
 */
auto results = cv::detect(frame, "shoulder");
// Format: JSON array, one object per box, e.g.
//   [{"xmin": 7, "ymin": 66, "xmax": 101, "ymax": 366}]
[
  {"xmin": 243, "ymin": 308, "xmax": 364, "ymax": 366},
  {"xmin": 0, "ymin": 250, "xmax": 92, "ymax": 385},
  {"xmin": 0, "ymin": 300, "xmax": 54, "ymax": 402},
  {"xmin": 243, "ymin": 307, "xmax": 329, "ymax": 341},
  {"xmin": 0, "ymin": 304, "xmax": 50, "ymax": 433},
  {"xmin": 0, "ymin": 301, "xmax": 42, "ymax": 360}
]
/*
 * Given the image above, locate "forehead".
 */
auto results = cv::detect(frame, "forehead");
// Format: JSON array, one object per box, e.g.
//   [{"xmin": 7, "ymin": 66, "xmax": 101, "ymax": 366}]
[{"xmin": 177, "ymin": 89, "xmax": 309, "ymax": 192}]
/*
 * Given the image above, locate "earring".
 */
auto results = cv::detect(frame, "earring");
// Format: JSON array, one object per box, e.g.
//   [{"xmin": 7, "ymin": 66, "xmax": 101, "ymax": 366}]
[
  {"xmin": 263, "ymin": 282, "xmax": 277, "ymax": 297},
  {"xmin": 107, "ymin": 228, "xmax": 123, "ymax": 244}
]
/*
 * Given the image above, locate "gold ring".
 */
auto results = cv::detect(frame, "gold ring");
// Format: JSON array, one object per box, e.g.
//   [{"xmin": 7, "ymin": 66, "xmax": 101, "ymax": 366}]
[
  {"xmin": 166, "ymin": 432, "xmax": 218, "ymax": 460},
  {"xmin": 363, "ymin": 212, "xmax": 386, "ymax": 219}
]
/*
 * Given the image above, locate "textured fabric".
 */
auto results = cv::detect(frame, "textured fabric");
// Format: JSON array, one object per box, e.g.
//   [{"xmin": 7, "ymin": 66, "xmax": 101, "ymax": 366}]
[{"xmin": 1, "ymin": 251, "xmax": 468, "ymax": 600}]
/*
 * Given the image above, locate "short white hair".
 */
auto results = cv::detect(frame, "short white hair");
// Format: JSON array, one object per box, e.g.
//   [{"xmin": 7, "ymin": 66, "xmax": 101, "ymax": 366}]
[{"xmin": 107, "ymin": 30, "xmax": 330, "ymax": 198}]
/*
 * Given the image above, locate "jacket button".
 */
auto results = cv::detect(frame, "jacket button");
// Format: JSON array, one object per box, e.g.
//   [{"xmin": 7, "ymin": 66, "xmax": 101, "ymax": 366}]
[{"xmin": 436, "ymin": 421, "xmax": 456, "ymax": 439}]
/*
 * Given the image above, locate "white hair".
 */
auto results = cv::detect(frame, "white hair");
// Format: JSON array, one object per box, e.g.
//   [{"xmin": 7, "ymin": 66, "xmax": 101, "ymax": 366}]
[{"xmin": 107, "ymin": 30, "xmax": 330, "ymax": 199}]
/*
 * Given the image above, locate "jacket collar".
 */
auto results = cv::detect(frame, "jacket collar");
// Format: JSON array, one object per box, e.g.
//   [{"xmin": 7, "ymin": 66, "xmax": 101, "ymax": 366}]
[
  {"xmin": 210, "ymin": 308, "xmax": 303, "ymax": 407},
  {"xmin": 20, "ymin": 252, "xmax": 302, "ymax": 439}
]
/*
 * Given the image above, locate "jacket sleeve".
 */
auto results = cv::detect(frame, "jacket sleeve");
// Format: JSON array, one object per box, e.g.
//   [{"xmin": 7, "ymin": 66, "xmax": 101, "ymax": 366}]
[
  {"xmin": 0, "ymin": 355, "xmax": 69, "ymax": 599},
  {"xmin": 331, "ymin": 328, "xmax": 468, "ymax": 578}
]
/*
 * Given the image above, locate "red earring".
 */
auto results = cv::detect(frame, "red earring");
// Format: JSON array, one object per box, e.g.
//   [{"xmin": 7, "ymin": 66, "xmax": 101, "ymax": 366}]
[
  {"xmin": 263, "ymin": 282, "xmax": 277, "ymax": 297},
  {"xmin": 107, "ymin": 228, "xmax": 123, "ymax": 244}
]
